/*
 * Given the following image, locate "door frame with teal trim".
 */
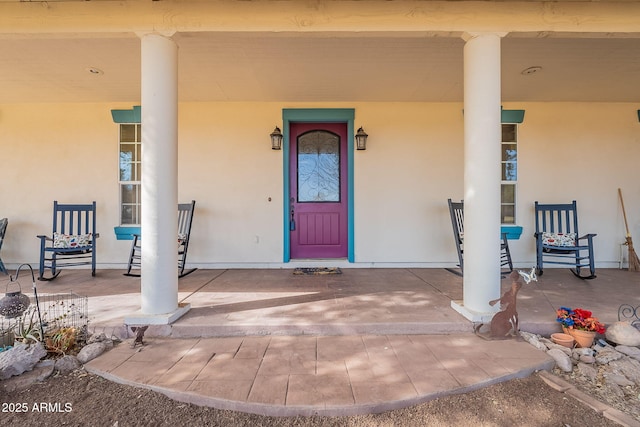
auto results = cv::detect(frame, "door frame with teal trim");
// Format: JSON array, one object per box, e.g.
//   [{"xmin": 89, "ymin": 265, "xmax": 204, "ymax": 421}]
[{"xmin": 282, "ymin": 108, "xmax": 355, "ymax": 262}]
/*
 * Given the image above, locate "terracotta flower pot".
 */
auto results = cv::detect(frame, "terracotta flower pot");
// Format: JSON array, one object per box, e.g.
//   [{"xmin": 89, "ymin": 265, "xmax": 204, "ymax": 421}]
[
  {"xmin": 563, "ymin": 327, "xmax": 596, "ymax": 348},
  {"xmin": 551, "ymin": 333, "xmax": 575, "ymax": 348}
]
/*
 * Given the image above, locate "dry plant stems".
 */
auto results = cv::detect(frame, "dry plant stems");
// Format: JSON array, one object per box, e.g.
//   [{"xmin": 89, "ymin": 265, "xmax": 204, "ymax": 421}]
[
  {"xmin": 45, "ymin": 326, "xmax": 78, "ymax": 355},
  {"xmin": 618, "ymin": 188, "xmax": 640, "ymax": 272},
  {"xmin": 1, "ymin": 293, "xmax": 88, "ymax": 355}
]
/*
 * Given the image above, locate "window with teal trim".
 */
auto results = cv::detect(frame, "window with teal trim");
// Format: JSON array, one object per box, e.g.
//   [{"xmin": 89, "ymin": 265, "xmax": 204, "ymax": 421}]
[
  {"xmin": 119, "ymin": 124, "xmax": 142, "ymax": 225},
  {"xmin": 501, "ymin": 124, "xmax": 518, "ymax": 224}
]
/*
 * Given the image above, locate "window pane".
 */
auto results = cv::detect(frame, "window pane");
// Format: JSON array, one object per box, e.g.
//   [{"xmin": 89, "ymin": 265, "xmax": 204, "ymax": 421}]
[
  {"xmin": 297, "ymin": 131, "xmax": 340, "ymax": 202},
  {"xmin": 502, "ymin": 144, "xmax": 517, "ymax": 162},
  {"xmin": 502, "ymin": 124, "xmax": 516, "ymax": 142},
  {"xmin": 501, "ymin": 184, "xmax": 515, "ymax": 203},
  {"xmin": 120, "ymin": 124, "xmax": 137, "ymax": 143},
  {"xmin": 501, "ymin": 205, "xmax": 515, "ymax": 224},
  {"xmin": 136, "ymin": 124, "xmax": 141, "ymax": 142},
  {"xmin": 502, "ymin": 163, "xmax": 517, "ymax": 181},
  {"xmin": 120, "ymin": 184, "xmax": 140, "ymax": 225},
  {"xmin": 121, "ymin": 205, "xmax": 136, "ymax": 225},
  {"xmin": 121, "ymin": 184, "xmax": 138, "ymax": 204},
  {"xmin": 501, "ymin": 184, "xmax": 516, "ymax": 224},
  {"xmin": 119, "ymin": 144, "xmax": 135, "ymax": 180}
]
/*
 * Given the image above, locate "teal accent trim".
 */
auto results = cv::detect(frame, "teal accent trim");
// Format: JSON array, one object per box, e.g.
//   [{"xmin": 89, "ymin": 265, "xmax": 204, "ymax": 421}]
[
  {"xmin": 283, "ymin": 121, "xmax": 291, "ymax": 262},
  {"xmin": 501, "ymin": 109, "xmax": 525, "ymax": 124},
  {"xmin": 461, "ymin": 109, "xmax": 526, "ymax": 124},
  {"xmin": 501, "ymin": 225, "xmax": 523, "ymax": 240},
  {"xmin": 114, "ymin": 226, "xmax": 141, "ymax": 241},
  {"xmin": 637, "ymin": 110, "xmax": 640, "ymax": 122},
  {"xmin": 282, "ymin": 109, "xmax": 356, "ymax": 263},
  {"xmin": 111, "ymin": 106, "xmax": 141, "ymax": 123}
]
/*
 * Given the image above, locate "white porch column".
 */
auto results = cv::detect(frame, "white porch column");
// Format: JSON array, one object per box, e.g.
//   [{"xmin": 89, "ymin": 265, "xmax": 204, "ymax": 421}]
[
  {"xmin": 126, "ymin": 32, "xmax": 189, "ymax": 325},
  {"xmin": 451, "ymin": 32, "xmax": 505, "ymax": 322}
]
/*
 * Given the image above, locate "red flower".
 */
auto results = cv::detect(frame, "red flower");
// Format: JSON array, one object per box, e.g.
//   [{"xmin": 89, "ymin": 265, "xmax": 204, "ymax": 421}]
[
  {"xmin": 556, "ymin": 306, "xmax": 606, "ymax": 333},
  {"xmin": 573, "ymin": 308, "xmax": 592, "ymax": 319}
]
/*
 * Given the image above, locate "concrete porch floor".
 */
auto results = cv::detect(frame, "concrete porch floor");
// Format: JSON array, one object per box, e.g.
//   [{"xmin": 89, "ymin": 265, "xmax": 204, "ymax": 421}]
[{"xmin": 17, "ymin": 267, "xmax": 640, "ymax": 416}]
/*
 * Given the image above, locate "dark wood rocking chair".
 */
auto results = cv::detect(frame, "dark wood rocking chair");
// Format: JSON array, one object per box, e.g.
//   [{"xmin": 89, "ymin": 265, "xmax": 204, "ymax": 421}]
[
  {"xmin": 0, "ymin": 218, "xmax": 7, "ymax": 274},
  {"xmin": 447, "ymin": 199, "xmax": 513, "ymax": 276},
  {"xmin": 124, "ymin": 200, "xmax": 197, "ymax": 278},
  {"xmin": 37, "ymin": 201, "xmax": 99, "ymax": 281},
  {"xmin": 534, "ymin": 200, "xmax": 596, "ymax": 279}
]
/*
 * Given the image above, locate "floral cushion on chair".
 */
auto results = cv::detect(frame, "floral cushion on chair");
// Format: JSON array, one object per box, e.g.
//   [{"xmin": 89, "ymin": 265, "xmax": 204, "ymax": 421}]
[
  {"xmin": 53, "ymin": 232, "xmax": 92, "ymax": 249},
  {"xmin": 542, "ymin": 232, "xmax": 576, "ymax": 247}
]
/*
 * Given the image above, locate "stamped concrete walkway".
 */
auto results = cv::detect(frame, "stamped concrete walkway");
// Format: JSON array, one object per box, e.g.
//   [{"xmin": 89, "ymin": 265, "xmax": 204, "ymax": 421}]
[
  {"xmin": 85, "ymin": 334, "xmax": 552, "ymax": 416},
  {"xmin": 22, "ymin": 267, "xmax": 640, "ymax": 416}
]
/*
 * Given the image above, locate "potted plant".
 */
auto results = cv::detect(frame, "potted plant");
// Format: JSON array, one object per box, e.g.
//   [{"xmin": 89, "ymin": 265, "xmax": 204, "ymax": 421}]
[{"xmin": 556, "ymin": 306, "xmax": 606, "ymax": 348}]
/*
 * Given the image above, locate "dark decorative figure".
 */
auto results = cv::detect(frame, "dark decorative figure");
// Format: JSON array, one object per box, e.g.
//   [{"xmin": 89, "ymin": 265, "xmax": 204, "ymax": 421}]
[
  {"xmin": 130, "ymin": 325, "xmax": 149, "ymax": 348},
  {"xmin": 618, "ymin": 304, "xmax": 640, "ymax": 330},
  {"xmin": 474, "ymin": 268, "xmax": 536, "ymax": 340}
]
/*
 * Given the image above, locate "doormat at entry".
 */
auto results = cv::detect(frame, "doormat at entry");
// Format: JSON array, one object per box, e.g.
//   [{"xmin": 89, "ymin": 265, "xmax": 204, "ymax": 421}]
[{"xmin": 293, "ymin": 267, "xmax": 342, "ymax": 275}]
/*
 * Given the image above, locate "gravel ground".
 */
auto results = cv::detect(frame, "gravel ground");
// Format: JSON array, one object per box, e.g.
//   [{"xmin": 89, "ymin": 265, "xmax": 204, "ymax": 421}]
[{"xmin": 0, "ymin": 368, "xmax": 623, "ymax": 427}]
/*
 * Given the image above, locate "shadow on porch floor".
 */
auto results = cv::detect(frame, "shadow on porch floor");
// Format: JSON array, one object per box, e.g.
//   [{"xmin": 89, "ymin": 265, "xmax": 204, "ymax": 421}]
[{"xmin": 21, "ymin": 267, "xmax": 639, "ymax": 416}]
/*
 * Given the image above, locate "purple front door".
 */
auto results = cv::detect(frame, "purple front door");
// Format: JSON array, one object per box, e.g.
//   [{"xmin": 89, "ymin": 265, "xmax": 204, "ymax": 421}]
[{"xmin": 289, "ymin": 122, "xmax": 348, "ymax": 259}]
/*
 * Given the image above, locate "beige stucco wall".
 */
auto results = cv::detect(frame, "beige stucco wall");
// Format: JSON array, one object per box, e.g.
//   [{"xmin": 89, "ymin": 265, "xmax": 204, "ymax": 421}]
[
  {"xmin": 1, "ymin": 101, "xmax": 638, "ymax": 270},
  {"xmin": 514, "ymin": 102, "xmax": 640, "ymax": 269}
]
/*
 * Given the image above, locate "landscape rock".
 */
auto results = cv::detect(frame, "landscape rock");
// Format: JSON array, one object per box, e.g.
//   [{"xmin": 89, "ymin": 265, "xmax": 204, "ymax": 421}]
[
  {"xmin": 615, "ymin": 345, "xmax": 640, "ymax": 361},
  {"xmin": 87, "ymin": 332, "xmax": 108, "ymax": 344},
  {"xmin": 0, "ymin": 360, "xmax": 54, "ymax": 393},
  {"xmin": 573, "ymin": 347, "xmax": 595, "ymax": 357},
  {"xmin": 523, "ymin": 331, "xmax": 640, "ymax": 421},
  {"xmin": 606, "ymin": 321, "xmax": 640, "ymax": 346},
  {"xmin": 520, "ymin": 332, "xmax": 548, "ymax": 351},
  {"xmin": 579, "ymin": 354, "xmax": 595, "ymax": 364},
  {"xmin": 77, "ymin": 342, "xmax": 107, "ymax": 364},
  {"xmin": 602, "ymin": 381, "xmax": 625, "ymax": 399},
  {"xmin": 603, "ymin": 370, "xmax": 635, "ymax": 387},
  {"xmin": 608, "ymin": 358, "xmax": 640, "ymax": 386},
  {"xmin": 595, "ymin": 347, "xmax": 624, "ymax": 364},
  {"xmin": 547, "ymin": 348, "xmax": 573, "ymax": 372},
  {"xmin": 576, "ymin": 362, "xmax": 597, "ymax": 382},
  {"xmin": 33, "ymin": 359, "xmax": 55, "ymax": 380},
  {"xmin": 55, "ymin": 355, "xmax": 81, "ymax": 373},
  {"xmin": 0, "ymin": 343, "xmax": 47, "ymax": 380},
  {"xmin": 547, "ymin": 342, "xmax": 572, "ymax": 356}
]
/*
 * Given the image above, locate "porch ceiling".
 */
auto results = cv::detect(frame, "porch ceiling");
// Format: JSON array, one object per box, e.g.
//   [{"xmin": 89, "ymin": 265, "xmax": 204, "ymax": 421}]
[{"xmin": 1, "ymin": 31, "xmax": 640, "ymax": 103}]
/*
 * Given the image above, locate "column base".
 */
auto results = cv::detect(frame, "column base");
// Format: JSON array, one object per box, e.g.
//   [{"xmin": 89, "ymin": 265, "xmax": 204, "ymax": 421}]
[
  {"xmin": 124, "ymin": 302, "xmax": 191, "ymax": 325},
  {"xmin": 451, "ymin": 300, "xmax": 496, "ymax": 323}
]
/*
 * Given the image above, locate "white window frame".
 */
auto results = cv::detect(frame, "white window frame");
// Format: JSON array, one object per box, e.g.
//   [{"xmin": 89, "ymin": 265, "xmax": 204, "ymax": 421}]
[
  {"xmin": 501, "ymin": 123, "xmax": 518, "ymax": 225},
  {"xmin": 118, "ymin": 123, "xmax": 142, "ymax": 226}
]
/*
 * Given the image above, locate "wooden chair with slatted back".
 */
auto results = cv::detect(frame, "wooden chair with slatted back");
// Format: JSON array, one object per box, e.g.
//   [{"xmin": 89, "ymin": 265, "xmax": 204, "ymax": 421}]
[
  {"xmin": 0, "ymin": 218, "xmax": 8, "ymax": 275},
  {"xmin": 534, "ymin": 200, "xmax": 596, "ymax": 279},
  {"xmin": 37, "ymin": 201, "xmax": 98, "ymax": 280},
  {"xmin": 125, "ymin": 200, "xmax": 197, "ymax": 278},
  {"xmin": 447, "ymin": 199, "xmax": 513, "ymax": 276}
]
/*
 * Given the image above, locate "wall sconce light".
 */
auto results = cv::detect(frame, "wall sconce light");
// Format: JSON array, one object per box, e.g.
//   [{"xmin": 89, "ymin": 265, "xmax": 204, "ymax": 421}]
[
  {"xmin": 355, "ymin": 127, "xmax": 368, "ymax": 150},
  {"xmin": 270, "ymin": 126, "xmax": 283, "ymax": 150}
]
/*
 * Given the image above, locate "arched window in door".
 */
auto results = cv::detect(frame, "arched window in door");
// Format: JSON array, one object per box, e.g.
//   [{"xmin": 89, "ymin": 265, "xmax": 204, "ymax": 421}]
[{"xmin": 297, "ymin": 130, "xmax": 341, "ymax": 203}]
